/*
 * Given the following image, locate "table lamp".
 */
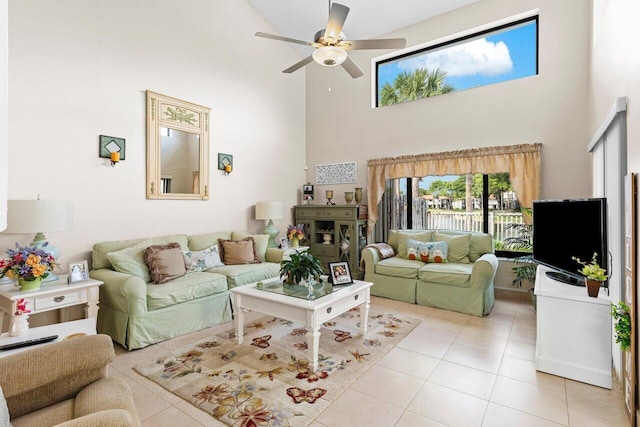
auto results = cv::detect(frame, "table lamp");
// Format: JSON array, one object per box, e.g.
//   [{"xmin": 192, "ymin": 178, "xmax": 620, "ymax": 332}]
[
  {"xmin": 255, "ymin": 201, "xmax": 284, "ymax": 248},
  {"xmin": 4, "ymin": 199, "xmax": 73, "ymax": 282}
]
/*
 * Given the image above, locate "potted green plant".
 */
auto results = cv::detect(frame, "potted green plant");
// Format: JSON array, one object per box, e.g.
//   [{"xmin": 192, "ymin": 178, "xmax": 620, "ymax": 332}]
[
  {"xmin": 572, "ymin": 252, "xmax": 608, "ymax": 297},
  {"xmin": 611, "ymin": 301, "xmax": 631, "ymax": 352},
  {"xmin": 502, "ymin": 216, "xmax": 538, "ymax": 308},
  {"xmin": 279, "ymin": 250, "xmax": 324, "ymax": 288}
]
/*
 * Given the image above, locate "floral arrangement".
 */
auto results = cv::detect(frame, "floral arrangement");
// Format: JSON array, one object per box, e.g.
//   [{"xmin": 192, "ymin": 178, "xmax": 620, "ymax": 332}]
[
  {"xmin": 572, "ymin": 252, "xmax": 608, "ymax": 282},
  {"xmin": 286, "ymin": 224, "xmax": 304, "ymax": 241},
  {"xmin": 15, "ymin": 298, "xmax": 31, "ymax": 316},
  {"xmin": 0, "ymin": 243, "xmax": 56, "ymax": 282}
]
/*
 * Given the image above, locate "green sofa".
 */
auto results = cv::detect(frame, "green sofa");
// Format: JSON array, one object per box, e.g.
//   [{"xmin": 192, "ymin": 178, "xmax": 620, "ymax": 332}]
[
  {"xmin": 90, "ymin": 231, "xmax": 283, "ymax": 350},
  {"xmin": 361, "ymin": 229, "xmax": 498, "ymax": 317}
]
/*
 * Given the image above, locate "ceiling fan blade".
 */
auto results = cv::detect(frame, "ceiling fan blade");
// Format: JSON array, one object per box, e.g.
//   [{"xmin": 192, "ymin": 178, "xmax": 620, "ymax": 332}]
[
  {"xmin": 341, "ymin": 38, "xmax": 407, "ymax": 50},
  {"xmin": 283, "ymin": 56, "xmax": 314, "ymax": 74},
  {"xmin": 324, "ymin": 3, "xmax": 350, "ymax": 43},
  {"xmin": 341, "ymin": 57, "xmax": 364, "ymax": 79},
  {"xmin": 255, "ymin": 32, "xmax": 319, "ymax": 48}
]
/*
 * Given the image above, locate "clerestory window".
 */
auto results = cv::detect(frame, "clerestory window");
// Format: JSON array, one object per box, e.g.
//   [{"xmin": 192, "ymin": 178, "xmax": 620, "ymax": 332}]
[{"xmin": 374, "ymin": 15, "xmax": 538, "ymax": 107}]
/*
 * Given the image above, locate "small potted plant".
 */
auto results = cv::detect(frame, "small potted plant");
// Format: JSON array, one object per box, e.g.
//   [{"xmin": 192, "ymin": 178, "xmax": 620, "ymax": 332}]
[
  {"xmin": 572, "ymin": 252, "xmax": 608, "ymax": 297},
  {"xmin": 279, "ymin": 250, "xmax": 324, "ymax": 289},
  {"xmin": 286, "ymin": 224, "xmax": 305, "ymax": 248},
  {"xmin": 0, "ymin": 243, "xmax": 57, "ymax": 291},
  {"xmin": 611, "ymin": 301, "xmax": 631, "ymax": 352}
]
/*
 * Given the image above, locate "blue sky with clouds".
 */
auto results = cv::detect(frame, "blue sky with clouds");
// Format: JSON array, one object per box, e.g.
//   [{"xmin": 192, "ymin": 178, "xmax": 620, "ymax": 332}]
[{"xmin": 377, "ymin": 20, "xmax": 537, "ymax": 103}]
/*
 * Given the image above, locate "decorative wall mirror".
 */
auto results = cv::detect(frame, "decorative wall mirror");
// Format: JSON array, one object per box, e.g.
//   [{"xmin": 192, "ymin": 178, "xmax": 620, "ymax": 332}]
[{"xmin": 146, "ymin": 90, "xmax": 210, "ymax": 200}]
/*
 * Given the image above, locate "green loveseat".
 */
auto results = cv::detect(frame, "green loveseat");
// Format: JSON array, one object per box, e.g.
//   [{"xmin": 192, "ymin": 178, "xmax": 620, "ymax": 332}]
[
  {"xmin": 90, "ymin": 231, "xmax": 283, "ymax": 349},
  {"xmin": 362, "ymin": 229, "xmax": 498, "ymax": 317}
]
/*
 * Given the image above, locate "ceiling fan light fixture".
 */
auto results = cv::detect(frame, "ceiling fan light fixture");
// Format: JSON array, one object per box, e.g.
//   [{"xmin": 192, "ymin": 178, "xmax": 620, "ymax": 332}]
[{"xmin": 312, "ymin": 46, "xmax": 347, "ymax": 67}]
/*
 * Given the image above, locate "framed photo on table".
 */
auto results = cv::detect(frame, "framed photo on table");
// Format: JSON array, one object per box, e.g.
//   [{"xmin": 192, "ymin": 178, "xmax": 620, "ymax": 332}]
[
  {"xmin": 68, "ymin": 260, "xmax": 89, "ymax": 283},
  {"xmin": 328, "ymin": 261, "xmax": 353, "ymax": 285},
  {"xmin": 280, "ymin": 237, "xmax": 289, "ymax": 249}
]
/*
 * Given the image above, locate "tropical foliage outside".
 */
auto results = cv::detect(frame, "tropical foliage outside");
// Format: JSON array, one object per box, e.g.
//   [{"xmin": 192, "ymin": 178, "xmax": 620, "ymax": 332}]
[{"xmin": 379, "ymin": 68, "xmax": 454, "ymax": 106}]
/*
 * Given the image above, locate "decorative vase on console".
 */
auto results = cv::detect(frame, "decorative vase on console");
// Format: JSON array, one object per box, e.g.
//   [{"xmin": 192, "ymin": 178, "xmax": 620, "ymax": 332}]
[
  {"xmin": 291, "ymin": 237, "xmax": 300, "ymax": 248},
  {"xmin": 344, "ymin": 192, "xmax": 354, "ymax": 205},
  {"xmin": 9, "ymin": 314, "xmax": 29, "ymax": 337},
  {"xmin": 18, "ymin": 277, "xmax": 42, "ymax": 292},
  {"xmin": 9, "ymin": 298, "xmax": 31, "ymax": 337},
  {"xmin": 355, "ymin": 188, "xmax": 363, "ymax": 205}
]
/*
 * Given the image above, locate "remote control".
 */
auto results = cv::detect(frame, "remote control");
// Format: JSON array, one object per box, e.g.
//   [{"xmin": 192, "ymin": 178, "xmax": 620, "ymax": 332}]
[{"xmin": 0, "ymin": 335, "xmax": 58, "ymax": 351}]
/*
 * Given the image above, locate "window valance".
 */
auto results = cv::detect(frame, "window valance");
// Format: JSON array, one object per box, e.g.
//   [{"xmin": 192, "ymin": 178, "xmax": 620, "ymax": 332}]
[{"xmin": 366, "ymin": 143, "xmax": 542, "ymax": 229}]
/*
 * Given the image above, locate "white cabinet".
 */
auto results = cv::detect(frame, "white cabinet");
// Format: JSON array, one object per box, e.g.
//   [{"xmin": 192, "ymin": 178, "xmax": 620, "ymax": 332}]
[{"xmin": 535, "ymin": 265, "xmax": 612, "ymax": 388}]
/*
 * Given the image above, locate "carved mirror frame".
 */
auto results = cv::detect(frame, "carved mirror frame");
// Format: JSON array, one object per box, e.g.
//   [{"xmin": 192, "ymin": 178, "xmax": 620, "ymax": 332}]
[{"xmin": 146, "ymin": 90, "xmax": 210, "ymax": 200}]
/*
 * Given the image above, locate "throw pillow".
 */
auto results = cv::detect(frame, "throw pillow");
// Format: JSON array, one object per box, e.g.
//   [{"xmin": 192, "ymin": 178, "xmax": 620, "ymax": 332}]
[
  {"xmin": 406, "ymin": 239, "xmax": 449, "ymax": 263},
  {"xmin": 396, "ymin": 231, "xmax": 433, "ymax": 258},
  {"xmin": 106, "ymin": 241, "xmax": 153, "ymax": 283},
  {"xmin": 183, "ymin": 244, "xmax": 225, "ymax": 272},
  {"xmin": 218, "ymin": 237, "xmax": 260, "ymax": 265},
  {"xmin": 0, "ymin": 386, "xmax": 11, "ymax": 427},
  {"xmin": 433, "ymin": 232, "xmax": 471, "ymax": 263},
  {"xmin": 231, "ymin": 232, "xmax": 270, "ymax": 262},
  {"xmin": 143, "ymin": 243, "xmax": 186, "ymax": 284}
]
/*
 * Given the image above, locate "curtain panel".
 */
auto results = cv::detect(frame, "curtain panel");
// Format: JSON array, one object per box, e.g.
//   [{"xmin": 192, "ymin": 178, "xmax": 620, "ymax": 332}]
[{"xmin": 366, "ymin": 143, "xmax": 542, "ymax": 230}]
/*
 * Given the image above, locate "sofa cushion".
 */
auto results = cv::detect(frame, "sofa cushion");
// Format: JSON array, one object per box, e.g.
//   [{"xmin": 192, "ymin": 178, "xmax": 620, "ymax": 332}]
[
  {"xmin": 232, "ymin": 232, "xmax": 270, "ymax": 262},
  {"xmin": 219, "ymin": 238, "xmax": 260, "ymax": 265},
  {"xmin": 469, "ymin": 233, "xmax": 493, "ymax": 262},
  {"xmin": 106, "ymin": 241, "xmax": 153, "ymax": 283},
  {"xmin": 144, "ymin": 243, "xmax": 186, "ymax": 284},
  {"xmin": 93, "ymin": 234, "xmax": 189, "ymax": 271},
  {"xmin": 374, "ymin": 256, "xmax": 424, "ymax": 279},
  {"xmin": 187, "ymin": 231, "xmax": 232, "ymax": 251},
  {"xmin": 146, "ymin": 271, "xmax": 228, "ymax": 311},
  {"xmin": 184, "ymin": 245, "xmax": 224, "ymax": 272},
  {"xmin": 394, "ymin": 231, "xmax": 433, "ymax": 258},
  {"xmin": 407, "ymin": 239, "xmax": 448, "ymax": 263},
  {"xmin": 210, "ymin": 263, "xmax": 280, "ymax": 288},
  {"xmin": 433, "ymin": 232, "xmax": 471, "ymax": 264},
  {"xmin": 418, "ymin": 263, "xmax": 473, "ymax": 288}
]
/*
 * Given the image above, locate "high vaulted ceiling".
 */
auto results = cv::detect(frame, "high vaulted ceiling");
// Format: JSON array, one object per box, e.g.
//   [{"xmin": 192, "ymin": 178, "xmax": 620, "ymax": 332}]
[{"xmin": 247, "ymin": 0, "xmax": 481, "ymax": 56}]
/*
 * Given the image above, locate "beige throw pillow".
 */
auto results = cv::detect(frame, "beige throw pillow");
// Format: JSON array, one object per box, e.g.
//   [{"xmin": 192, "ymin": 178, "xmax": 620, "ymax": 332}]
[
  {"xmin": 144, "ymin": 242, "xmax": 187, "ymax": 284},
  {"xmin": 219, "ymin": 237, "xmax": 260, "ymax": 265}
]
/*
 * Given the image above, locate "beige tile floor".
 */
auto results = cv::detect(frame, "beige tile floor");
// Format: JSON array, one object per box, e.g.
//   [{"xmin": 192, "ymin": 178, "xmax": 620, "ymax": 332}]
[{"xmin": 108, "ymin": 292, "xmax": 630, "ymax": 427}]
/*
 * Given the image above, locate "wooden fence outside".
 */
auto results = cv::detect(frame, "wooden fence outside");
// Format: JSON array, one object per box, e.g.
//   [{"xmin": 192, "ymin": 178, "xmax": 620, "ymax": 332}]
[{"xmin": 392, "ymin": 196, "xmax": 524, "ymax": 242}]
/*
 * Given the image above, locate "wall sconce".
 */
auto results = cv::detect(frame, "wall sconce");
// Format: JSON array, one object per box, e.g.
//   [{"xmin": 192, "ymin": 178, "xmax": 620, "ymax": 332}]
[
  {"xmin": 218, "ymin": 153, "xmax": 233, "ymax": 175},
  {"xmin": 99, "ymin": 135, "xmax": 126, "ymax": 167}
]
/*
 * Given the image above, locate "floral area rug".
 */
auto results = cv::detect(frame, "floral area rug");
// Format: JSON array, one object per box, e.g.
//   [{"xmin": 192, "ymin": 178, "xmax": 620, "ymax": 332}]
[{"xmin": 133, "ymin": 307, "xmax": 418, "ymax": 426}]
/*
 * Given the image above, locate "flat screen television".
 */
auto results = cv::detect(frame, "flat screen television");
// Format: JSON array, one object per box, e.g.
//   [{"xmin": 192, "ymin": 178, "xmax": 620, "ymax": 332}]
[{"xmin": 532, "ymin": 198, "xmax": 608, "ymax": 286}]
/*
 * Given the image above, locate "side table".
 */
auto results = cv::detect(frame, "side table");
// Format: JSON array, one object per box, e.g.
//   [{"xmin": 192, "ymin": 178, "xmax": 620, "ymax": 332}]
[
  {"xmin": 0, "ymin": 317, "xmax": 96, "ymax": 358},
  {"xmin": 0, "ymin": 275, "xmax": 103, "ymax": 332}
]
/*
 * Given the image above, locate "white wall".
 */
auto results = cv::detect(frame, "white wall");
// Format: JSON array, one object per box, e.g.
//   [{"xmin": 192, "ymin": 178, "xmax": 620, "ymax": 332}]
[
  {"xmin": 305, "ymin": 0, "xmax": 592, "ymax": 204},
  {"xmin": 1, "ymin": 0, "xmax": 306, "ymax": 268},
  {"xmin": 0, "ymin": 0, "xmax": 7, "ymax": 231},
  {"xmin": 589, "ymin": 0, "xmax": 640, "ymax": 381}
]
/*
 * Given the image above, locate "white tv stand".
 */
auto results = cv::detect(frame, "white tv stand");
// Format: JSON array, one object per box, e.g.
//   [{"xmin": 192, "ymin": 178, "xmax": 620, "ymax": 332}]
[{"xmin": 534, "ymin": 265, "xmax": 612, "ymax": 388}]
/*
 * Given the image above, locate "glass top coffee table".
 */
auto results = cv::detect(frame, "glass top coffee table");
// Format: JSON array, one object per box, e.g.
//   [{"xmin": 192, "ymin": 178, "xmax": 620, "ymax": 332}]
[{"xmin": 230, "ymin": 277, "xmax": 373, "ymax": 372}]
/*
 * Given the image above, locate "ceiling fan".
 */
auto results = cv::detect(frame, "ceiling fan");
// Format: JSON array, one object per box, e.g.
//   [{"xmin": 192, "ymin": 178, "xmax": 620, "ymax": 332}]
[{"xmin": 255, "ymin": 2, "xmax": 407, "ymax": 79}]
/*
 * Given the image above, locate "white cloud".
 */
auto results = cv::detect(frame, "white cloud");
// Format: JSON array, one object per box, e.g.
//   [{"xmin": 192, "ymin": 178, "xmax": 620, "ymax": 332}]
[{"xmin": 399, "ymin": 38, "xmax": 513, "ymax": 77}]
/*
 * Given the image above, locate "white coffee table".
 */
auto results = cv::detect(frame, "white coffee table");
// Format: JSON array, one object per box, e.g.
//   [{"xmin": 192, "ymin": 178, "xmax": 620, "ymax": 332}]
[
  {"xmin": 230, "ymin": 278, "xmax": 373, "ymax": 371},
  {"xmin": 0, "ymin": 317, "xmax": 97, "ymax": 358}
]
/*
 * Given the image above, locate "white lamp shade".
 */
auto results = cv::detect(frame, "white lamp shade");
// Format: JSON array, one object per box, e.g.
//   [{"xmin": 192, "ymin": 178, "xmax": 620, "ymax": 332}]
[
  {"xmin": 5, "ymin": 200, "xmax": 73, "ymax": 234},
  {"xmin": 255, "ymin": 201, "xmax": 284, "ymax": 220}
]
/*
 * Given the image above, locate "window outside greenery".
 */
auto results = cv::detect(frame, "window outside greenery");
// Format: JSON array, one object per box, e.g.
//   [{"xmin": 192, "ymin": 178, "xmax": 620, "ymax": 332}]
[
  {"xmin": 389, "ymin": 174, "xmax": 526, "ymax": 252},
  {"xmin": 376, "ymin": 16, "xmax": 538, "ymax": 107}
]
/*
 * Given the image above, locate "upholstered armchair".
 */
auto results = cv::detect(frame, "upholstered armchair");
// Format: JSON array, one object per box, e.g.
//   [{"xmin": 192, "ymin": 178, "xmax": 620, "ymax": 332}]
[{"xmin": 0, "ymin": 334, "xmax": 140, "ymax": 426}]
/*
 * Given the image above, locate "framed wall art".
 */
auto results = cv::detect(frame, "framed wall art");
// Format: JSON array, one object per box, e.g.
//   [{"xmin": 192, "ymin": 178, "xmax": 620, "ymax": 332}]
[{"xmin": 316, "ymin": 162, "xmax": 357, "ymax": 185}]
